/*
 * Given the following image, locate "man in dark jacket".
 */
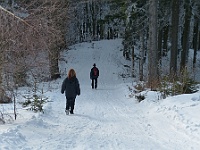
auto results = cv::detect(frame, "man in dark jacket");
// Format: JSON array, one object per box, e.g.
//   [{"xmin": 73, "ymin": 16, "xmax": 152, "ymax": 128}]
[
  {"xmin": 90, "ymin": 63, "xmax": 99, "ymax": 89},
  {"xmin": 61, "ymin": 69, "xmax": 80, "ymax": 115}
]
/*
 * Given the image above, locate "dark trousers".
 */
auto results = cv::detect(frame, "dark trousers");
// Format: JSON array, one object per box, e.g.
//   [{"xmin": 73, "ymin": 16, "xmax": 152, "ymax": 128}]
[
  {"xmin": 66, "ymin": 97, "xmax": 75, "ymax": 113},
  {"xmin": 91, "ymin": 78, "xmax": 98, "ymax": 89}
]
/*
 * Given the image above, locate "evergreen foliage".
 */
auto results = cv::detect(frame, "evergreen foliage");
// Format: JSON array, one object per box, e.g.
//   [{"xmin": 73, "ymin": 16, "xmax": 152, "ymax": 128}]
[{"xmin": 22, "ymin": 82, "xmax": 48, "ymax": 113}]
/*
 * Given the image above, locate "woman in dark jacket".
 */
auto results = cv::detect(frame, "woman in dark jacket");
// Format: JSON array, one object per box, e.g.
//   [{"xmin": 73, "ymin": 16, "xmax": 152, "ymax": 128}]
[{"xmin": 61, "ymin": 69, "xmax": 80, "ymax": 115}]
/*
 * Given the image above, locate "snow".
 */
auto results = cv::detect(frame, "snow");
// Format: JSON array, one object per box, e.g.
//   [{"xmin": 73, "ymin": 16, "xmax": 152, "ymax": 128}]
[{"xmin": 1, "ymin": 39, "xmax": 200, "ymax": 150}]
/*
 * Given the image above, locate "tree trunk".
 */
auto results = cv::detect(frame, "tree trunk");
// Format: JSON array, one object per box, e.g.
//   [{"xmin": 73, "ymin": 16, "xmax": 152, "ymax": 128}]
[
  {"xmin": 49, "ymin": 45, "xmax": 60, "ymax": 80},
  {"xmin": 131, "ymin": 46, "xmax": 135, "ymax": 77},
  {"xmin": 139, "ymin": 31, "xmax": 144, "ymax": 81},
  {"xmin": 162, "ymin": 26, "xmax": 169, "ymax": 57},
  {"xmin": 0, "ymin": 46, "xmax": 3, "ymax": 85},
  {"xmin": 158, "ymin": 29, "xmax": 162, "ymax": 66},
  {"xmin": 170, "ymin": 0, "xmax": 180, "ymax": 76},
  {"xmin": 148, "ymin": 0, "xmax": 158, "ymax": 89},
  {"xmin": 99, "ymin": 4, "xmax": 104, "ymax": 40},
  {"xmin": 180, "ymin": 0, "xmax": 191, "ymax": 71},
  {"xmin": 193, "ymin": 18, "xmax": 199, "ymax": 67},
  {"xmin": 199, "ymin": 32, "xmax": 200, "ymax": 50},
  {"xmin": 91, "ymin": 1, "xmax": 96, "ymax": 40}
]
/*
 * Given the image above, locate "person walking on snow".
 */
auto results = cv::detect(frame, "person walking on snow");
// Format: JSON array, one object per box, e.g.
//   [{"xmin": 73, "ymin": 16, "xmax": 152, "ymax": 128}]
[
  {"xmin": 90, "ymin": 63, "xmax": 99, "ymax": 89},
  {"xmin": 61, "ymin": 69, "xmax": 80, "ymax": 115}
]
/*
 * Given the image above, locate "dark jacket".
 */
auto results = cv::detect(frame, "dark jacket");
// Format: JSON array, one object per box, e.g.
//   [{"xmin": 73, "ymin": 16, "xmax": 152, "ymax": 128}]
[
  {"xmin": 90, "ymin": 67, "xmax": 99, "ymax": 79},
  {"xmin": 61, "ymin": 76, "xmax": 80, "ymax": 98}
]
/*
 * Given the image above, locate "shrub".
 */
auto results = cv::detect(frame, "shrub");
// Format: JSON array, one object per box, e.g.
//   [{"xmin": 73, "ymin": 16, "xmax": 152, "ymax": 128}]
[
  {"xmin": 0, "ymin": 88, "xmax": 12, "ymax": 104},
  {"xmin": 135, "ymin": 94, "xmax": 145, "ymax": 102},
  {"xmin": 0, "ymin": 111, "xmax": 5, "ymax": 124},
  {"xmin": 159, "ymin": 69, "xmax": 198, "ymax": 98}
]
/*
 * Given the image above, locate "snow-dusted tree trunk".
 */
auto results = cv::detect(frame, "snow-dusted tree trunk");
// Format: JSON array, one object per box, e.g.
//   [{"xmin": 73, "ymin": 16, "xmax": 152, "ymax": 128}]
[{"xmin": 148, "ymin": 0, "xmax": 158, "ymax": 89}]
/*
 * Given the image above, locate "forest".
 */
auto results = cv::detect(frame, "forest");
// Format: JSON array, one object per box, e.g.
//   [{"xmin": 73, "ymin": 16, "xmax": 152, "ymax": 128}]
[{"xmin": 0, "ymin": 0, "xmax": 200, "ymax": 103}]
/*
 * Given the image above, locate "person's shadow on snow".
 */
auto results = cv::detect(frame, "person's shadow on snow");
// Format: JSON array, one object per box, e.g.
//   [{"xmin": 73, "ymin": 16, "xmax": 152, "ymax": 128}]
[{"xmin": 72, "ymin": 113, "xmax": 103, "ymax": 121}]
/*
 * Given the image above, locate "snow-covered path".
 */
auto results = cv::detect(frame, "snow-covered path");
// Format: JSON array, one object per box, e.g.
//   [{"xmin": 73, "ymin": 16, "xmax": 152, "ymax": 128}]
[{"xmin": 1, "ymin": 39, "xmax": 200, "ymax": 150}]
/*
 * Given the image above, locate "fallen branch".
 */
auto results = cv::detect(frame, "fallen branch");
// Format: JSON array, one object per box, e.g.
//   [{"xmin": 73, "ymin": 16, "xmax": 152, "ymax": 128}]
[{"xmin": 0, "ymin": 5, "xmax": 32, "ymax": 27}]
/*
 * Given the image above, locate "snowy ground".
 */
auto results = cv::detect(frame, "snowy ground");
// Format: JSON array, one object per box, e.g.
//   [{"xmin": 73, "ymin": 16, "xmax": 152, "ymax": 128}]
[{"xmin": 0, "ymin": 39, "xmax": 200, "ymax": 150}]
